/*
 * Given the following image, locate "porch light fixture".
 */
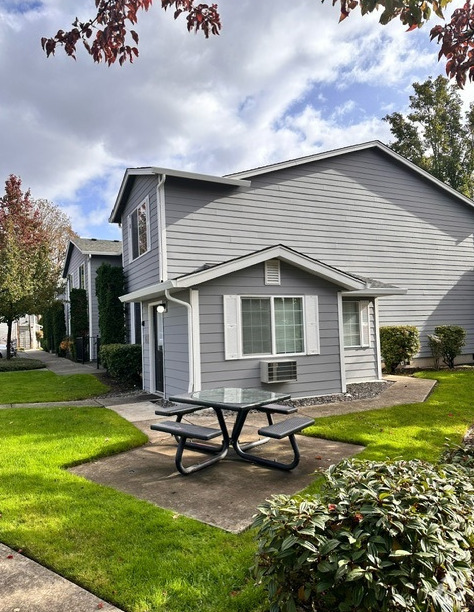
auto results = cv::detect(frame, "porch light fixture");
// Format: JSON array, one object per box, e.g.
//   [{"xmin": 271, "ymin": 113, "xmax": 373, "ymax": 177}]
[{"xmin": 156, "ymin": 302, "xmax": 167, "ymax": 314}]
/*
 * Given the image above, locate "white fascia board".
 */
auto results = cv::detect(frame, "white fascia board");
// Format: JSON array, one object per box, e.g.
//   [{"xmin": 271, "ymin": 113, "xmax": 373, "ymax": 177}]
[
  {"xmin": 109, "ymin": 167, "xmax": 250, "ymax": 224},
  {"xmin": 119, "ymin": 280, "xmax": 176, "ymax": 303},
  {"xmin": 228, "ymin": 140, "xmax": 474, "ymax": 211},
  {"xmin": 340, "ymin": 288, "xmax": 407, "ymax": 297},
  {"xmin": 176, "ymin": 246, "xmax": 364, "ymax": 290},
  {"xmin": 120, "ymin": 246, "xmax": 373, "ymax": 304},
  {"xmin": 149, "ymin": 166, "xmax": 250, "ymax": 188}
]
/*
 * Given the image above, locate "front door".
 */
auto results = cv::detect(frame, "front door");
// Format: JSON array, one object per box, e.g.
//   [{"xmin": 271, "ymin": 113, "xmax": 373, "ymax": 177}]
[{"xmin": 153, "ymin": 308, "xmax": 164, "ymax": 393}]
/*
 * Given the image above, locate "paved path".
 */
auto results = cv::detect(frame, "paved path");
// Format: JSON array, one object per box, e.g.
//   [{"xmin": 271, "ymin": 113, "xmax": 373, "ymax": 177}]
[{"xmin": 0, "ymin": 352, "xmax": 437, "ymax": 612}]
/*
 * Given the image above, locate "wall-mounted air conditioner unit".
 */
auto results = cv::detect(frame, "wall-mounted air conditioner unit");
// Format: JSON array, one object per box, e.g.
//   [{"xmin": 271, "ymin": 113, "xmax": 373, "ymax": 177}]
[{"xmin": 260, "ymin": 360, "xmax": 297, "ymax": 383}]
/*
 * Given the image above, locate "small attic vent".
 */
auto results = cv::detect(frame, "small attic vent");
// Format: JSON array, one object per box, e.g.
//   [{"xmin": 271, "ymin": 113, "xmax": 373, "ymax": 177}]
[{"xmin": 265, "ymin": 259, "xmax": 281, "ymax": 285}]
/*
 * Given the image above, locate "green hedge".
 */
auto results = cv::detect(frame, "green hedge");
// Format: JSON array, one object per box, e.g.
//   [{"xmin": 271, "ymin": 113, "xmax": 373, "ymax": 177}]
[
  {"xmin": 380, "ymin": 325, "xmax": 420, "ymax": 373},
  {"xmin": 99, "ymin": 343, "xmax": 142, "ymax": 386},
  {"xmin": 0, "ymin": 358, "xmax": 45, "ymax": 372}
]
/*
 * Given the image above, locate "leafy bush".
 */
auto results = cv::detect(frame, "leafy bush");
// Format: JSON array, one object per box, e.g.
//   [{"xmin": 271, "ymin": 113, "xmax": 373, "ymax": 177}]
[
  {"xmin": 441, "ymin": 438, "xmax": 474, "ymax": 470},
  {"xmin": 379, "ymin": 326, "xmax": 420, "ymax": 373},
  {"xmin": 0, "ymin": 357, "xmax": 45, "ymax": 372},
  {"xmin": 432, "ymin": 325, "xmax": 466, "ymax": 369},
  {"xmin": 253, "ymin": 459, "xmax": 474, "ymax": 612},
  {"xmin": 99, "ymin": 343, "xmax": 142, "ymax": 386}
]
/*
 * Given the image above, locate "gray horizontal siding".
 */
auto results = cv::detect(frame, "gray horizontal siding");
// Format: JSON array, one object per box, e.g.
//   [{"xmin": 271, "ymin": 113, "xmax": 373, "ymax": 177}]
[
  {"xmin": 121, "ymin": 175, "xmax": 160, "ymax": 294},
  {"xmin": 163, "ymin": 149, "xmax": 474, "ymax": 359},
  {"xmin": 196, "ymin": 262, "xmax": 343, "ymax": 399}
]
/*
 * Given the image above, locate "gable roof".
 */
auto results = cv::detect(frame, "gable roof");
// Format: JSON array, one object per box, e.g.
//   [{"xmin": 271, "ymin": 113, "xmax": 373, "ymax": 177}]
[
  {"xmin": 109, "ymin": 142, "xmax": 474, "ymax": 225},
  {"xmin": 226, "ymin": 140, "xmax": 474, "ymax": 210},
  {"xmin": 109, "ymin": 167, "xmax": 251, "ymax": 224},
  {"xmin": 119, "ymin": 244, "xmax": 405, "ymax": 303},
  {"xmin": 62, "ymin": 238, "xmax": 122, "ymax": 278}
]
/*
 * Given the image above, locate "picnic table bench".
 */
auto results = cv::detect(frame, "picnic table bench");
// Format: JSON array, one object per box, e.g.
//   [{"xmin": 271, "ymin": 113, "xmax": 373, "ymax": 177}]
[{"xmin": 150, "ymin": 389, "xmax": 313, "ymax": 475}]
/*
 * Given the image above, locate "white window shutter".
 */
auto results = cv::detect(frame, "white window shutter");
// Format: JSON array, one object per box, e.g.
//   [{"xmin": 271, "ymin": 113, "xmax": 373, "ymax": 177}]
[
  {"xmin": 304, "ymin": 295, "xmax": 320, "ymax": 355},
  {"xmin": 223, "ymin": 295, "xmax": 241, "ymax": 360},
  {"xmin": 360, "ymin": 301, "xmax": 371, "ymax": 347}
]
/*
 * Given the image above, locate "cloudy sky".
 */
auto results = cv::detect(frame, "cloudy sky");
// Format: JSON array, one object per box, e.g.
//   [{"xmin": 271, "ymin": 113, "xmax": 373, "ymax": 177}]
[{"xmin": 0, "ymin": 0, "xmax": 469, "ymax": 239}]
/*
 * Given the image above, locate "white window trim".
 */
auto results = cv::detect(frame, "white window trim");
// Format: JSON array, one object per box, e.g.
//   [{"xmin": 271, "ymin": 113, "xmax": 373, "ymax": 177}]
[
  {"xmin": 128, "ymin": 196, "xmax": 150, "ymax": 263},
  {"xmin": 343, "ymin": 300, "xmax": 371, "ymax": 349},
  {"xmin": 224, "ymin": 294, "xmax": 320, "ymax": 360},
  {"xmin": 131, "ymin": 302, "xmax": 142, "ymax": 344}
]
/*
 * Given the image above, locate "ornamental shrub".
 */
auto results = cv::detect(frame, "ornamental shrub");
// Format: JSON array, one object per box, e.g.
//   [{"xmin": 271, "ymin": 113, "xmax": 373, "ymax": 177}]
[
  {"xmin": 433, "ymin": 325, "xmax": 466, "ymax": 369},
  {"xmin": 99, "ymin": 343, "xmax": 142, "ymax": 386},
  {"xmin": 379, "ymin": 326, "xmax": 420, "ymax": 373},
  {"xmin": 253, "ymin": 458, "xmax": 474, "ymax": 612}
]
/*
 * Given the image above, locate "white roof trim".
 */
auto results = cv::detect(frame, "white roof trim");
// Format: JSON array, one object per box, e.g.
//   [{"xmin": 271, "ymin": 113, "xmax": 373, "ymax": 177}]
[
  {"xmin": 119, "ymin": 245, "xmax": 393, "ymax": 303},
  {"xmin": 340, "ymin": 288, "xmax": 407, "ymax": 297},
  {"xmin": 109, "ymin": 167, "xmax": 250, "ymax": 223},
  {"xmin": 227, "ymin": 140, "xmax": 474, "ymax": 210}
]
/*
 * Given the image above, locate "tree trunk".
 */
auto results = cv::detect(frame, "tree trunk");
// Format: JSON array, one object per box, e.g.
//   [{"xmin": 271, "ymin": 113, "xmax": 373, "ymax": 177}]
[{"xmin": 6, "ymin": 318, "xmax": 13, "ymax": 360}]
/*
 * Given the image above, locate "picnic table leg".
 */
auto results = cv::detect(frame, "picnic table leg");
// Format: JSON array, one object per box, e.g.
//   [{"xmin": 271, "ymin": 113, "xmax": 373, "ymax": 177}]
[{"xmin": 233, "ymin": 434, "xmax": 302, "ymax": 471}]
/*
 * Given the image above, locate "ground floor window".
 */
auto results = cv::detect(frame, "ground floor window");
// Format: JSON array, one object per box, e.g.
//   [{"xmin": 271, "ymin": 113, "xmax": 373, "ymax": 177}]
[
  {"xmin": 224, "ymin": 294, "xmax": 320, "ymax": 360},
  {"xmin": 342, "ymin": 300, "xmax": 370, "ymax": 348}
]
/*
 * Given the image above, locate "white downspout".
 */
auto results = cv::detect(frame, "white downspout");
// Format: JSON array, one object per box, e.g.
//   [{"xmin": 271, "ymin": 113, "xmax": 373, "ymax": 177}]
[
  {"xmin": 87, "ymin": 255, "xmax": 94, "ymax": 358},
  {"xmin": 154, "ymin": 173, "xmax": 168, "ymax": 282},
  {"xmin": 165, "ymin": 289, "xmax": 194, "ymax": 393}
]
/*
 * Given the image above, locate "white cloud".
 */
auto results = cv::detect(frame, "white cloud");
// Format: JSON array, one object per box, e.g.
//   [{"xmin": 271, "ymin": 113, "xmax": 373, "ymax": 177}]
[{"xmin": 0, "ymin": 0, "xmax": 456, "ymax": 237}]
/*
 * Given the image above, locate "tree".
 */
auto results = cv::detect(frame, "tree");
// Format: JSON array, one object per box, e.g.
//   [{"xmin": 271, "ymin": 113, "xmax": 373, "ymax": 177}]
[
  {"xmin": 39, "ymin": 0, "xmax": 474, "ymax": 86},
  {"xmin": 34, "ymin": 199, "xmax": 78, "ymax": 281},
  {"xmin": 0, "ymin": 176, "xmax": 59, "ymax": 358},
  {"xmin": 384, "ymin": 76, "xmax": 474, "ymax": 198}
]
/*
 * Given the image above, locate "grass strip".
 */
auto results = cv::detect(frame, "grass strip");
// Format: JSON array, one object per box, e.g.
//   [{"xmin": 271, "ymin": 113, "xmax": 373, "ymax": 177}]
[{"xmin": 0, "ymin": 370, "xmax": 108, "ymax": 403}]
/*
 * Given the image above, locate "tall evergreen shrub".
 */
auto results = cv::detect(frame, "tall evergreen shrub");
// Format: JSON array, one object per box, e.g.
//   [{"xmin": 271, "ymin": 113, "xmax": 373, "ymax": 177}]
[
  {"xmin": 70, "ymin": 288, "xmax": 89, "ymax": 338},
  {"xmin": 95, "ymin": 264, "xmax": 125, "ymax": 344},
  {"xmin": 40, "ymin": 300, "xmax": 66, "ymax": 354}
]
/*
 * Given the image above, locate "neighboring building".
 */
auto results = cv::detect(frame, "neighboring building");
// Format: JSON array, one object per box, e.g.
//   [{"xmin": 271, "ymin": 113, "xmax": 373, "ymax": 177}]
[
  {"xmin": 0, "ymin": 315, "xmax": 42, "ymax": 351},
  {"xmin": 62, "ymin": 238, "xmax": 122, "ymax": 360},
  {"xmin": 108, "ymin": 140, "xmax": 474, "ymax": 398}
]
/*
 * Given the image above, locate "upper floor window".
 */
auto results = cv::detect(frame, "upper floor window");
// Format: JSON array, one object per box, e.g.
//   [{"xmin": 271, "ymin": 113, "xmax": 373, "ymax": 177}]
[
  {"xmin": 129, "ymin": 198, "xmax": 149, "ymax": 261},
  {"xmin": 78, "ymin": 264, "xmax": 85, "ymax": 289},
  {"xmin": 342, "ymin": 300, "xmax": 370, "ymax": 348}
]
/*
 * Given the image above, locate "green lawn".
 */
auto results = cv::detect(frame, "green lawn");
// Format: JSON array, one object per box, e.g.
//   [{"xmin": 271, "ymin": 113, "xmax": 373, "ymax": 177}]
[
  {"xmin": 0, "ymin": 370, "xmax": 108, "ymax": 403},
  {"xmin": 0, "ymin": 370, "xmax": 473, "ymax": 611},
  {"xmin": 304, "ymin": 369, "xmax": 474, "ymax": 463},
  {"xmin": 0, "ymin": 406, "xmax": 262, "ymax": 612}
]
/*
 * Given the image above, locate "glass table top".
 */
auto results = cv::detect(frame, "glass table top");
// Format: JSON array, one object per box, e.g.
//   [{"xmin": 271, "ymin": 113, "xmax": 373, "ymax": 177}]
[{"xmin": 171, "ymin": 387, "xmax": 291, "ymax": 409}]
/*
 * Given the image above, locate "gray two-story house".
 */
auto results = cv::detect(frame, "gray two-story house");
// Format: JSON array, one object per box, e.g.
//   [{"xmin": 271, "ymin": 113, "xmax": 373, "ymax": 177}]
[
  {"xmin": 109, "ymin": 140, "xmax": 474, "ymax": 399},
  {"xmin": 62, "ymin": 238, "xmax": 123, "ymax": 360}
]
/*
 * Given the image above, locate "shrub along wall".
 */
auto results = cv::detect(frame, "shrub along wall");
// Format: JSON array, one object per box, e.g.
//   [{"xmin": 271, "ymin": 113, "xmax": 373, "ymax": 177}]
[{"xmin": 99, "ymin": 343, "xmax": 142, "ymax": 386}]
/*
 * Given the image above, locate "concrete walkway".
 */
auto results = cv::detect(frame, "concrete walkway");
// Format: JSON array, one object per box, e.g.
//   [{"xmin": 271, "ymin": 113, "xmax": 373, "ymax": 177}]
[{"xmin": 0, "ymin": 352, "xmax": 436, "ymax": 612}]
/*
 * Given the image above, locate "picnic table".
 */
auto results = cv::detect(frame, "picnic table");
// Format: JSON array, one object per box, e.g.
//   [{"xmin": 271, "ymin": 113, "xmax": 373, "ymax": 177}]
[{"xmin": 151, "ymin": 387, "xmax": 313, "ymax": 475}]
